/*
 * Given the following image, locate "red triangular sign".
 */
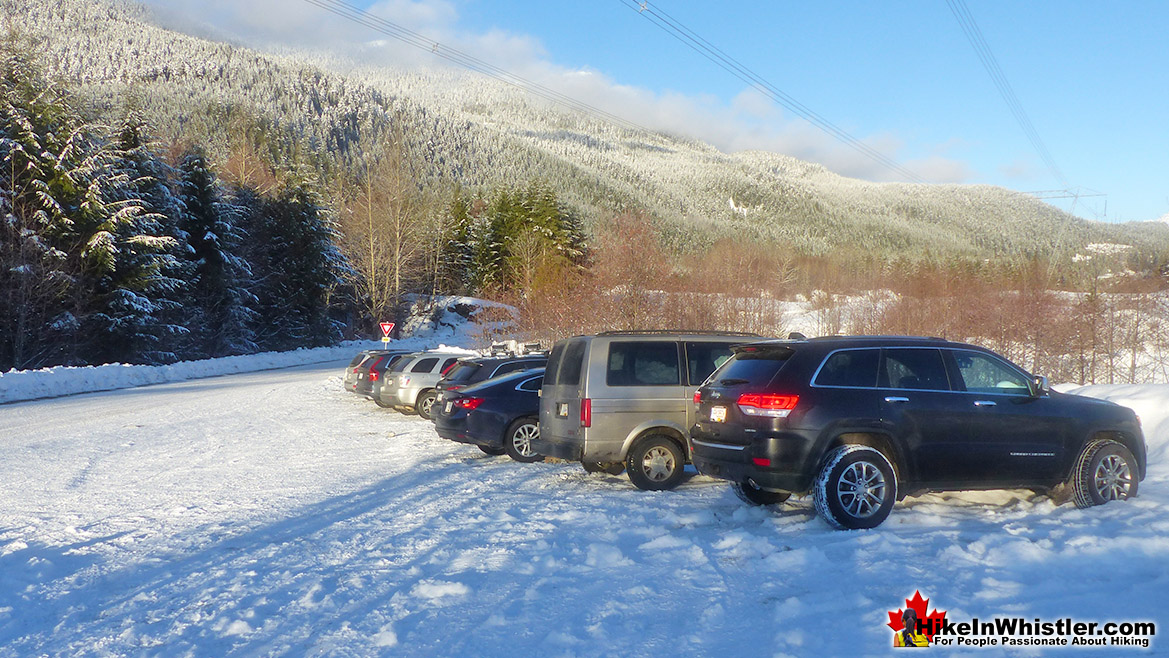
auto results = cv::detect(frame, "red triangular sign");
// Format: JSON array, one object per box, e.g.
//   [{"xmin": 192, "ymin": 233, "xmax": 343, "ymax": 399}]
[{"xmin": 379, "ymin": 322, "xmax": 395, "ymax": 337}]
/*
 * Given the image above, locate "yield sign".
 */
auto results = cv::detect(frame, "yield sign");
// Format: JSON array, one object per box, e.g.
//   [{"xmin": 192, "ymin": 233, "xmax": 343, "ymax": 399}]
[{"xmin": 379, "ymin": 322, "xmax": 395, "ymax": 337}]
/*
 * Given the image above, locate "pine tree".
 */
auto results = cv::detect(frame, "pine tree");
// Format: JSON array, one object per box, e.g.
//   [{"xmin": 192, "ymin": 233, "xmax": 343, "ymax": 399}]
[{"xmin": 177, "ymin": 147, "xmax": 257, "ymax": 357}]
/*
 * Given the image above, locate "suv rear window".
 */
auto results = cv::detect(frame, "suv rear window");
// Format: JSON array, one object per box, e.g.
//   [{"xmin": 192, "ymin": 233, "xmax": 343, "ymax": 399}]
[
  {"xmin": 711, "ymin": 347, "xmax": 791, "ymax": 388},
  {"xmin": 606, "ymin": 341, "xmax": 680, "ymax": 387},
  {"xmin": 814, "ymin": 349, "xmax": 880, "ymax": 388},
  {"xmin": 444, "ymin": 362, "xmax": 481, "ymax": 382}
]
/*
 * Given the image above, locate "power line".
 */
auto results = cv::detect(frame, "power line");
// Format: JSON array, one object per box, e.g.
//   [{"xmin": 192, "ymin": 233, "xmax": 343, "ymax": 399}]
[
  {"xmin": 300, "ymin": 0, "xmax": 652, "ymax": 134},
  {"xmin": 946, "ymin": 0, "xmax": 1067, "ymax": 186},
  {"xmin": 618, "ymin": 0, "xmax": 928, "ymax": 184}
]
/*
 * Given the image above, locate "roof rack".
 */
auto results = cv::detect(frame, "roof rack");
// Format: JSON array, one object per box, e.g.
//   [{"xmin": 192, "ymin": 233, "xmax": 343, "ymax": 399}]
[
  {"xmin": 595, "ymin": 330, "xmax": 762, "ymax": 337},
  {"xmin": 808, "ymin": 334, "xmax": 948, "ymax": 342}
]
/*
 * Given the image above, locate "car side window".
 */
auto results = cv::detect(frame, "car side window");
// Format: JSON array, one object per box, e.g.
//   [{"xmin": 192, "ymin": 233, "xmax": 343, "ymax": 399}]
[
  {"xmin": 684, "ymin": 342, "xmax": 735, "ymax": 386},
  {"xmin": 606, "ymin": 341, "xmax": 681, "ymax": 386},
  {"xmin": 411, "ymin": 357, "xmax": 438, "ymax": 373},
  {"xmin": 880, "ymin": 349, "xmax": 949, "ymax": 390},
  {"xmin": 952, "ymin": 350, "xmax": 1031, "ymax": 395},
  {"xmin": 517, "ymin": 376, "xmax": 543, "ymax": 392},
  {"xmin": 815, "ymin": 349, "xmax": 880, "ymax": 387}
]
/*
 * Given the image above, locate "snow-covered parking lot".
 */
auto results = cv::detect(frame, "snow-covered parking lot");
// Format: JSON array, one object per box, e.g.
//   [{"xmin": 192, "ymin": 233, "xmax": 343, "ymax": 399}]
[{"xmin": 1, "ymin": 361, "xmax": 1166, "ymax": 656}]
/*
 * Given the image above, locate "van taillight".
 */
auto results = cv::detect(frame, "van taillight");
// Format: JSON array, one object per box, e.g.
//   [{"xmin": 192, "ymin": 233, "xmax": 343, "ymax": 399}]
[
  {"xmin": 737, "ymin": 393, "xmax": 799, "ymax": 418},
  {"xmin": 581, "ymin": 398, "xmax": 592, "ymax": 428}
]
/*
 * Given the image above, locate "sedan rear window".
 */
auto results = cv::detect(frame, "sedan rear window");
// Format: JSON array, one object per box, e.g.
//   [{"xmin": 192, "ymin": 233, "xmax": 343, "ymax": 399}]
[{"xmin": 444, "ymin": 362, "xmax": 481, "ymax": 382}]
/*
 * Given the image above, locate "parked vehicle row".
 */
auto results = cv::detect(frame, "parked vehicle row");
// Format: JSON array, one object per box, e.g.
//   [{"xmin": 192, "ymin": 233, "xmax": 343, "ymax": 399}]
[{"xmin": 344, "ymin": 332, "xmax": 1147, "ymax": 530}]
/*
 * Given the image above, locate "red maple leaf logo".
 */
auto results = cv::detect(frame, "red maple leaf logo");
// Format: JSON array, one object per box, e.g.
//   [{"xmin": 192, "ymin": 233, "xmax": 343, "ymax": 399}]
[{"xmin": 887, "ymin": 590, "xmax": 947, "ymax": 642}]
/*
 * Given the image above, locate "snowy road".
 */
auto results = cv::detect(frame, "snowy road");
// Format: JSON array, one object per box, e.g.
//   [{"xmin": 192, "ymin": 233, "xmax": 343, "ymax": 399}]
[{"xmin": 1, "ymin": 363, "xmax": 1165, "ymax": 656}]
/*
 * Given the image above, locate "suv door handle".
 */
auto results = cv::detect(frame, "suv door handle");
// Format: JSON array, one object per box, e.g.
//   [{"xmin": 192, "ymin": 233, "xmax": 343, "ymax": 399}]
[
  {"xmin": 884, "ymin": 396, "xmax": 909, "ymax": 403},
  {"xmin": 974, "ymin": 400, "xmax": 997, "ymax": 407}
]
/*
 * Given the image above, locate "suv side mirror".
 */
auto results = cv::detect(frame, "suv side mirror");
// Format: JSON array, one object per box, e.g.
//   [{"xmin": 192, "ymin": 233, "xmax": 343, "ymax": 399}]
[{"xmin": 1032, "ymin": 375, "xmax": 1051, "ymax": 397}]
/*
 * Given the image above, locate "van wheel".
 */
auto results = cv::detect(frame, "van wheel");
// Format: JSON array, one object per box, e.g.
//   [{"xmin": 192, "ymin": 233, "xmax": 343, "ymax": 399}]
[
  {"xmin": 1071, "ymin": 439, "xmax": 1138, "ymax": 508},
  {"xmin": 504, "ymin": 417, "xmax": 543, "ymax": 463},
  {"xmin": 626, "ymin": 435, "xmax": 685, "ymax": 491},
  {"xmin": 813, "ymin": 445, "xmax": 897, "ymax": 530},
  {"xmin": 582, "ymin": 461, "xmax": 624, "ymax": 475},
  {"xmin": 416, "ymin": 390, "xmax": 439, "ymax": 420},
  {"xmin": 734, "ymin": 481, "xmax": 791, "ymax": 506}
]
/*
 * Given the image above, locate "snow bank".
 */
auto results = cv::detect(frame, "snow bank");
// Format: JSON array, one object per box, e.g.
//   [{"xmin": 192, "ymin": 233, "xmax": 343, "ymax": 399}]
[
  {"xmin": 0, "ymin": 341, "xmax": 414, "ymax": 405},
  {"xmin": 1062, "ymin": 384, "xmax": 1169, "ymax": 474}
]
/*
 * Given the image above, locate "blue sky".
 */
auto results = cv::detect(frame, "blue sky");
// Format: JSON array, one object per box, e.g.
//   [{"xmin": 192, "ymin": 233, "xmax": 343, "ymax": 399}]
[{"xmin": 149, "ymin": 0, "xmax": 1168, "ymax": 223}]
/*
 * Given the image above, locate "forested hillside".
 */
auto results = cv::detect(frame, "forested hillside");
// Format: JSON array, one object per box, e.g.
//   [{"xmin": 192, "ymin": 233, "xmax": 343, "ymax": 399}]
[
  {"xmin": 4, "ymin": 0, "xmax": 1169, "ymax": 381},
  {"xmin": 7, "ymin": 0, "xmax": 1169, "ymax": 262}
]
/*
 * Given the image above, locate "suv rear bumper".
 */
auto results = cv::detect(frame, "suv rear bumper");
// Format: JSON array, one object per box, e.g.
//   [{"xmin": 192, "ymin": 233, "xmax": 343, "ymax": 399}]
[{"xmin": 690, "ymin": 430, "xmax": 817, "ymax": 493}]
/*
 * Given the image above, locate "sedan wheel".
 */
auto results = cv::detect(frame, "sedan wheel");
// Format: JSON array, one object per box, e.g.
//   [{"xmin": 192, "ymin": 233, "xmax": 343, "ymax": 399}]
[{"xmin": 504, "ymin": 417, "xmax": 543, "ymax": 463}]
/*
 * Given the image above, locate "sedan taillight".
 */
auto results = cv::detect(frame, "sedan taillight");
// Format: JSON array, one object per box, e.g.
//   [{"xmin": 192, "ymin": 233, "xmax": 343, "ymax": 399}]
[
  {"xmin": 737, "ymin": 393, "xmax": 799, "ymax": 418},
  {"xmin": 454, "ymin": 397, "xmax": 484, "ymax": 410}
]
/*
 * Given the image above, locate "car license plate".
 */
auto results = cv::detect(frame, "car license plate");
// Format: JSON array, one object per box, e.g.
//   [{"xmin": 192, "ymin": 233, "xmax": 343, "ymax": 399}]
[
  {"xmin": 444, "ymin": 401, "xmax": 453, "ymax": 414},
  {"xmin": 557, "ymin": 403, "xmax": 569, "ymax": 418},
  {"xmin": 710, "ymin": 406, "xmax": 727, "ymax": 423}
]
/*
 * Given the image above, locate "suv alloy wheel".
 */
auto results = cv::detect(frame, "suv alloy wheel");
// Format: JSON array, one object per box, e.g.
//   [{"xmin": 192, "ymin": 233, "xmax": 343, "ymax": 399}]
[{"xmin": 813, "ymin": 445, "xmax": 898, "ymax": 530}]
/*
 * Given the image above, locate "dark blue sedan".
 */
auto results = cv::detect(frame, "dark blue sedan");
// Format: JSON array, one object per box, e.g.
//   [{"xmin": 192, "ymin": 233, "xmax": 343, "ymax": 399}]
[{"xmin": 434, "ymin": 368, "xmax": 544, "ymax": 463}]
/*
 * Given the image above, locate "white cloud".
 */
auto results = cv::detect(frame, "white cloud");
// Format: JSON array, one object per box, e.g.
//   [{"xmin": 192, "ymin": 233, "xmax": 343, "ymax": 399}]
[{"xmin": 139, "ymin": 0, "xmax": 970, "ymax": 185}]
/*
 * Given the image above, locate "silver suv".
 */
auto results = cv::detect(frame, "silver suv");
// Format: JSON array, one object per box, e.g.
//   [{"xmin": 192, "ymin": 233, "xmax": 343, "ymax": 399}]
[
  {"xmin": 377, "ymin": 351, "xmax": 466, "ymax": 419},
  {"xmin": 535, "ymin": 331, "xmax": 760, "ymax": 490}
]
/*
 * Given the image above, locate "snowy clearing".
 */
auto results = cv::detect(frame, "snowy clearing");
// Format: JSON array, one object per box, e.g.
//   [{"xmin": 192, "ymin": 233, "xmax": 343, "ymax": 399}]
[{"xmin": 0, "ymin": 363, "xmax": 1165, "ymax": 656}]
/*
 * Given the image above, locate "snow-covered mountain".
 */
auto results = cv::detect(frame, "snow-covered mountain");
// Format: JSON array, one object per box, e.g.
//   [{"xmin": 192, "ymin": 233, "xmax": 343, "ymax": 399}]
[{"xmin": 6, "ymin": 0, "xmax": 1168, "ymax": 262}]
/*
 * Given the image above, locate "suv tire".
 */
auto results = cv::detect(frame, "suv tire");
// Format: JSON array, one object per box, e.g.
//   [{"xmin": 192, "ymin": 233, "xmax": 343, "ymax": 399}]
[
  {"xmin": 734, "ymin": 481, "xmax": 791, "ymax": 506},
  {"xmin": 625, "ymin": 435, "xmax": 685, "ymax": 491},
  {"xmin": 1071, "ymin": 439, "xmax": 1138, "ymax": 508},
  {"xmin": 504, "ymin": 417, "xmax": 542, "ymax": 463},
  {"xmin": 416, "ymin": 390, "xmax": 439, "ymax": 420},
  {"xmin": 814, "ymin": 445, "xmax": 897, "ymax": 530}
]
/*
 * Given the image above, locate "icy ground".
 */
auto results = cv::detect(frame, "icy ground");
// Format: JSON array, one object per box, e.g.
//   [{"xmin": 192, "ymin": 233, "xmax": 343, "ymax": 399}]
[{"xmin": 0, "ymin": 363, "xmax": 1165, "ymax": 656}]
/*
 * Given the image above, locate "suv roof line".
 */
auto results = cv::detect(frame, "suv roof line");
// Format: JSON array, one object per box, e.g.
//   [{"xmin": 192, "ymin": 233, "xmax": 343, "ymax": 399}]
[{"xmin": 594, "ymin": 330, "xmax": 762, "ymax": 337}]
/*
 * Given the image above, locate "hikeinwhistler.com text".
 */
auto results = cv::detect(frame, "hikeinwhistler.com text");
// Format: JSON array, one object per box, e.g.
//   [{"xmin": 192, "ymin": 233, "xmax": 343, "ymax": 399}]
[{"xmin": 922, "ymin": 617, "xmax": 1155, "ymax": 649}]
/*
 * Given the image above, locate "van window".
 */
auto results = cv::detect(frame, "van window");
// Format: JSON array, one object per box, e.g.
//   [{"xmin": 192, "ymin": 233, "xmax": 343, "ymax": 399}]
[
  {"xmin": 814, "ymin": 349, "xmax": 880, "ymax": 388},
  {"xmin": 685, "ymin": 342, "xmax": 735, "ymax": 386},
  {"xmin": 880, "ymin": 349, "xmax": 949, "ymax": 390},
  {"xmin": 554, "ymin": 339, "xmax": 587, "ymax": 386},
  {"xmin": 606, "ymin": 341, "xmax": 681, "ymax": 387}
]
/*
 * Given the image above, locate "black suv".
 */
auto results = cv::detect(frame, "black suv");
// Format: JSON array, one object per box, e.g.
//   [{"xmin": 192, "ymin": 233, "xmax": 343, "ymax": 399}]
[
  {"xmin": 691, "ymin": 336, "xmax": 1146, "ymax": 529},
  {"xmin": 435, "ymin": 354, "xmax": 547, "ymax": 396}
]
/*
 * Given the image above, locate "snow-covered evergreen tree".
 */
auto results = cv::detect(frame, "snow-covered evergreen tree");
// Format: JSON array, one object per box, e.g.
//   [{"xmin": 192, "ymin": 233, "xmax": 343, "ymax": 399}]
[{"xmin": 177, "ymin": 147, "xmax": 257, "ymax": 357}]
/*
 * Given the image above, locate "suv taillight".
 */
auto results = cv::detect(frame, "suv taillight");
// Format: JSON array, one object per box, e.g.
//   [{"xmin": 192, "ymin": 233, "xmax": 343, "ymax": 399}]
[
  {"xmin": 370, "ymin": 370, "xmax": 379, "ymax": 382},
  {"xmin": 693, "ymin": 391, "xmax": 701, "ymax": 404},
  {"xmin": 737, "ymin": 393, "xmax": 799, "ymax": 418},
  {"xmin": 581, "ymin": 398, "xmax": 592, "ymax": 428}
]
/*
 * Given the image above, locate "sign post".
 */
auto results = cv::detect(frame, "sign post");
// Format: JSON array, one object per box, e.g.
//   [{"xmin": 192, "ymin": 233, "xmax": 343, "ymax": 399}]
[{"xmin": 379, "ymin": 322, "xmax": 395, "ymax": 344}]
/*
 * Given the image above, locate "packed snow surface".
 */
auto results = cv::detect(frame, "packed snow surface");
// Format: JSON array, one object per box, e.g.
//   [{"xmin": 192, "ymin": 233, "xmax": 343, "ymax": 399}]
[{"xmin": 0, "ymin": 363, "xmax": 1164, "ymax": 655}]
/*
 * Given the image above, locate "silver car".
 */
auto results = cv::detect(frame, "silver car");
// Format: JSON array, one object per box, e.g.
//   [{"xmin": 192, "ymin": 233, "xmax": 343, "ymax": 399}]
[
  {"xmin": 535, "ymin": 331, "xmax": 760, "ymax": 490},
  {"xmin": 377, "ymin": 351, "xmax": 467, "ymax": 419}
]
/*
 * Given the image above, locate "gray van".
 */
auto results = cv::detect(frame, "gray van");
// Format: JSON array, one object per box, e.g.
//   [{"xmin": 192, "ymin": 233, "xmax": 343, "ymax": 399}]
[{"xmin": 535, "ymin": 331, "xmax": 760, "ymax": 490}]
